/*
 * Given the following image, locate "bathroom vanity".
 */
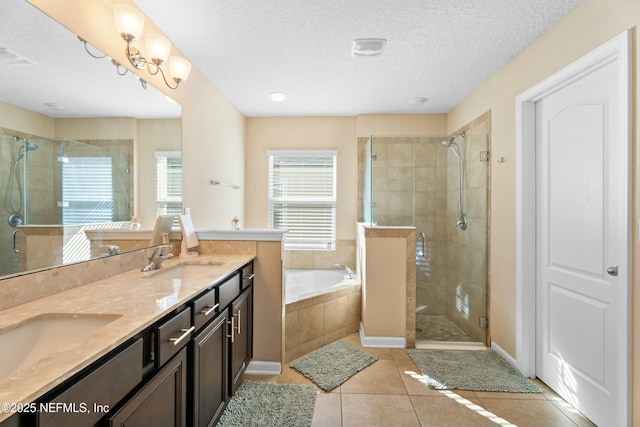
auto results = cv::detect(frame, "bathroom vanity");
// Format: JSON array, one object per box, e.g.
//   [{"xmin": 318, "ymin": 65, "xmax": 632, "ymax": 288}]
[{"xmin": 0, "ymin": 255, "xmax": 255, "ymax": 427}]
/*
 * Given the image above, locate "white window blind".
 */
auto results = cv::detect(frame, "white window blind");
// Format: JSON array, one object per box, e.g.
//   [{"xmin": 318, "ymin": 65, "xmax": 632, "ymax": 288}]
[
  {"xmin": 268, "ymin": 150, "xmax": 337, "ymax": 250},
  {"xmin": 62, "ymin": 157, "xmax": 114, "ymax": 225},
  {"xmin": 155, "ymin": 151, "xmax": 182, "ymax": 216}
]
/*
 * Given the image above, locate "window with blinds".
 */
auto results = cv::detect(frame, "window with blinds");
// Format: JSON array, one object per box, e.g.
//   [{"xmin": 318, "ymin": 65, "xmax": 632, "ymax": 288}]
[
  {"xmin": 156, "ymin": 151, "xmax": 182, "ymax": 216},
  {"xmin": 61, "ymin": 157, "xmax": 114, "ymax": 225},
  {"xmin": 267, "ymin": 150, "xmax": 337, "ymax": 250}
]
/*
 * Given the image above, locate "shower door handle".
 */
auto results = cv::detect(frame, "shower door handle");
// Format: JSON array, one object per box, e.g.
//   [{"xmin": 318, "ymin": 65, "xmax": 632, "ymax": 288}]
[
  {"xmin": 13, "ymin": 230, "xmax": 19, "ymax": 253},
  {"xmin": 607, "ymin": 266, "xmax": 618, "ymax": 277}
]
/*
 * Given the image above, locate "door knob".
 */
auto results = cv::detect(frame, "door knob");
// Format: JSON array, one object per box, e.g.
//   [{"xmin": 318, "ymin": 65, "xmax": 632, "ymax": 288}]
[{"xmin": 607, "ymin": 266, "xmax": 618, "ymax": 276}]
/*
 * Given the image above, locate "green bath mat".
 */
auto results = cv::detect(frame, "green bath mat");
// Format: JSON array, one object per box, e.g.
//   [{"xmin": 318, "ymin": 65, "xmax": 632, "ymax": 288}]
[
  {"xmin": 291, "ymin": 340, "xmax": 378, "ymax": 391},
  {"xmin": 408, "ymin": 348, "xmax": 541, "ymax": 393},
  {"xmin": 217, "ymin": 380, "xmax": 317, "ymax": 427}
]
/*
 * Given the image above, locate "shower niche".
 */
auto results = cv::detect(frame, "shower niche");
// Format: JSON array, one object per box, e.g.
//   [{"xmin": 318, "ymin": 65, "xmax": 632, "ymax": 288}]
[{"xmin": 358, "ymin": 113, "xmax": 491, "ymax": 346}]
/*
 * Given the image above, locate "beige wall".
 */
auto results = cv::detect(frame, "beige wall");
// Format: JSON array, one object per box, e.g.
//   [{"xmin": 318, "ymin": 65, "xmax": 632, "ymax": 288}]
[
  {"xmin": 136, "ymin": 118, "xmax": 182, "ymax": 227},
  {"xmin": 356, "ymin": 113, "xmax": 447, "ymax": 137},
  {"xmin": 0, "ymin": 101, "xmax": 54, "ymax": 138},
  {"xmin": 447, "ymin": 0, "xmax": 639, "ymax": 421},
  {"xmin": 245, "ymin": 117, "xmax": 357, "ymax": 239},
  {"xmin": 29, "ymin": 0, "xmax": 246, "ymax": 231}
]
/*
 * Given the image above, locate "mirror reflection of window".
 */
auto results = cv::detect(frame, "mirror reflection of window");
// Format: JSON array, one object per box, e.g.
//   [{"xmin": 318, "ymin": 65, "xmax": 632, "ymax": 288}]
[
  {"xmin": 155, "ymin": 151, "xmax": 182, "ymax": 216},
  {"xmin": 61, "ymin": 157, "xmax": 114, "ymax": 225}
]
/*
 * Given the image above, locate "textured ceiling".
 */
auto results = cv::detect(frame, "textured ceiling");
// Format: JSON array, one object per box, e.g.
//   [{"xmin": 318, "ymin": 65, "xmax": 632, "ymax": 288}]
[
  {"xmin": 0, "ymin": 0, "xmax": 180, "ymax": 119},
  {"xmin": 134, "ymin": 0, "xmax": 584, "ymax": 116},
  {"xmin": 0, "ymin": 0, "xmax": 584, "ymax": 119}
]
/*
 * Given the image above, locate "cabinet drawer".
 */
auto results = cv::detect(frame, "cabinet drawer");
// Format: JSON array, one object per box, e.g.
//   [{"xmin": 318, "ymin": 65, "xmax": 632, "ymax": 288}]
[
  {"xmin": 39, "ymin": 338, "xmax": 143, "ymax": 427},
  {"xmin": 192, "ymin": 287, "xmax": 219, "ymax": 332},
  {"xmin": 157, "ymin": 308, "xmax": 193, "ymax": 367},
  {"xmin": 217, "ymin": 274, "xmax": 240, "ymax": 310},
  {"xmin": 241, "ymin": 263, "xmax": 254, "ymax": 290}
]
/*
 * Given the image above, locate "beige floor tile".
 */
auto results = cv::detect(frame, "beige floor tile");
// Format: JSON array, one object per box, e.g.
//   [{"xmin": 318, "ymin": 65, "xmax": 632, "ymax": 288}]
[
  {"xmin": 395, "ymin": 359, "xmax": 477, "ymax": 398},
  {"xmin": 312, "ymin": 392, "xmax": 342, "ymax": 427},
  {"xmin": 277, "ymin": 365, "xmax": 316, "ymax": 386},
  {"xmin": 340, "ymin": 359, "xmax": 407, "ymax": 395},
  {"xmin": 341, "ymin": 394, "xmax": 420, "ymax": 427},
  {"xmin": 550, "ymin": 400, "xmax": 597, "ymax": 427},
  {"xmin": 410, "ymin": 395, "xmax": 499, "ymax": 427},
  {"xmin": 391, "ymin": 348, "xmax": 412, "ymax": 361},
  {"xmin": 479, "ymin": 398, "xmax": 579, "ymax": 427}
]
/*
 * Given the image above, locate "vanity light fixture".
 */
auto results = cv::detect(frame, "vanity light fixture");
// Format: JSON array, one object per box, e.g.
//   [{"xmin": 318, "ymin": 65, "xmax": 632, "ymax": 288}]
[{"xmin": 114, "ymin": 4, "xmax": 192, "ymax": 90}]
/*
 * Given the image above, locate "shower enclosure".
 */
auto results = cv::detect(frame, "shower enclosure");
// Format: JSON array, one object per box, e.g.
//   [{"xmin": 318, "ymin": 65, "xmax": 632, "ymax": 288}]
[
  {"xmin": 360, "ymin": 122, "xmax": 490, "ymax": 345},
  {"xmin": 0, "ymin": 133, "xmax": 132, "ymax": 276}
]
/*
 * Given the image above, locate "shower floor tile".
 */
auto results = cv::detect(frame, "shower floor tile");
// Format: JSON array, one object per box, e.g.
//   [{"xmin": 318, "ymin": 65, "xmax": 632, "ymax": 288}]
[{"xmin": 416, "ymin": 314, "xmax": 473, "ymax": 342}]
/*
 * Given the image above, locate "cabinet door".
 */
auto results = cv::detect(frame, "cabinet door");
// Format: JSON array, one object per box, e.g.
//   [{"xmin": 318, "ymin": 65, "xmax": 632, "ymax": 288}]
[
  {"xmin": 229, "ymin": 286, "xmax": 252, "ymax": 395},
  {"xmin": 192, "ymin": 311, "xmax": 228, "ymax": 427},
  {"xmin": 109, "ymin": 349, "xmax": 187, "ymax": 427}
]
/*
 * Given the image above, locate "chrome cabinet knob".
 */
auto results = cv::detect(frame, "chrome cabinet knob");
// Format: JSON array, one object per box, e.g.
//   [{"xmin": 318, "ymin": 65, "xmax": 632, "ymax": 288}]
[{"xmin": 607, "ymin": 266, "xmax": 618, "ymax": 276}]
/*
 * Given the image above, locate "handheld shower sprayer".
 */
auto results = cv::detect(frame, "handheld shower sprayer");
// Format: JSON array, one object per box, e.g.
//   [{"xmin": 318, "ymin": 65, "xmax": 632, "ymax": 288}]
[{"xmin": 441, "ymin": 133, "xmax": 467, "ymax": 230}]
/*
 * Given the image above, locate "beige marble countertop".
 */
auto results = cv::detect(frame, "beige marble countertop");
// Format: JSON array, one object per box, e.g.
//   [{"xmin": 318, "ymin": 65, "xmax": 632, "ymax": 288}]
[{"xmin": 0, "ymin": 253, "xmax": 255, "ymax": 422}]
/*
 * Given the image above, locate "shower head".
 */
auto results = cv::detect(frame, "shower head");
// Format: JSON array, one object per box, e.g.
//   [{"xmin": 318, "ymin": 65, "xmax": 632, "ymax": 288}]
[
  {"xmin": 15, "ymin": 142, "xmax": 38, "ymax": 161},
  {"xmin": 441, "ymin": 138, "xmax": 454, "ymax": 148}
]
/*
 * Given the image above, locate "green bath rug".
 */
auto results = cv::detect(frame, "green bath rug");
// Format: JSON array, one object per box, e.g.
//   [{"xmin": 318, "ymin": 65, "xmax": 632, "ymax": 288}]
[{"xmin": 291, "ymin": 340, "xmax": 378, "ymax": 391}]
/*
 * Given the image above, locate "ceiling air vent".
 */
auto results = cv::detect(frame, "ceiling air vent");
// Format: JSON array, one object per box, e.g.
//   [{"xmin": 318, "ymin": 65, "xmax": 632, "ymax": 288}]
[
  {"xmin": 0, "ymin": 48, "xmax": 36, "ymax": 66},
  {"xmin": 351, "ymin": 38, "xmax": 386, "ymax": 57}
]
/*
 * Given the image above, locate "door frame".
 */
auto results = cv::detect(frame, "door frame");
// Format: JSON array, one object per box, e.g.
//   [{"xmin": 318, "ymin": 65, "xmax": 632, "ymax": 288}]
[{"xmin": 515, "ymin": 30, "xmax": 631, "ymax": 423}]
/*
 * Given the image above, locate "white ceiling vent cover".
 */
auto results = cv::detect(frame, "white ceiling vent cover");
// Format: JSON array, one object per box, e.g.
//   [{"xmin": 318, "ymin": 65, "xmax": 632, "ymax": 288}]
[
  {"xmin": 0, "ymin": 48, "xmax": 36, "ymax": 66},
  {"xmin": 351, "ymin": 38, "xmax": 387, "ymax": 57}
]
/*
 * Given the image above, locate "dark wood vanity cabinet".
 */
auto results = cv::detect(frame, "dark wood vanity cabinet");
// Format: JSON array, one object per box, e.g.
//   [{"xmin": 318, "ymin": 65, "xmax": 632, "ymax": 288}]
[
  {"xmin": 192, "ymin": 311, "xmax": 228, "ymax": 427},
  {"xmin": 3, "ymin": 261, "xmax": 254, "ymax": 427},
  {"xmin": 108, "ymin": 348, "xmax": 188, "ymax": 427},
  {"xmin": 229, "ymin": 286, "xmax": 253, "ymax": 395}
]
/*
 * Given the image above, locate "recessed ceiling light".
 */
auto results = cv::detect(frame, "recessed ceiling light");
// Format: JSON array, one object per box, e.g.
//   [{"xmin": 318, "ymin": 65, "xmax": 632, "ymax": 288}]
[
  {"xmin": 352, "ymin": 38, "xmax": 387, "ymax": 57},
  {"xmin": 409, "ymin": 97, "xmax": 429, "ymax": 105},
  {"xmin": 270, "ymin": 92, "xmax": 286, "ymax": 102}
]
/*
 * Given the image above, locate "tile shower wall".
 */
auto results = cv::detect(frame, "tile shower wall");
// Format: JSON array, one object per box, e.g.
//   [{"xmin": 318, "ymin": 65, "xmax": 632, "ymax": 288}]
[
  {"xmin": 444, "ymin": 115, "xmax": 490, "ymax": 343},
  {"xmin": 0, "ymin": 128, "xmax": 133, "ymax": 277},
  {"xmin": 357, "ymin": 111, "xmax": 490, "ymax": 343}
]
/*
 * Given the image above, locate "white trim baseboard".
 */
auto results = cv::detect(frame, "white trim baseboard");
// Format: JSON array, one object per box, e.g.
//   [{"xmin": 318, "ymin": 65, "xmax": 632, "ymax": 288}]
[
  {"xmin": 359, "ymin": 323, "xmax": 406, "ymax": 348},
  {"xmin": 490, "ymin": 341, "xmax": 519, "ymax": 371},
  {"xmin": 245, "ymin": 361, "xmax": 282, "ymax": 376}
]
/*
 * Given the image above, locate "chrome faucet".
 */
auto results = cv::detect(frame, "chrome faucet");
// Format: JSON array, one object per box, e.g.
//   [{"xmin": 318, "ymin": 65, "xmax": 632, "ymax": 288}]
[
  {"xmin": 335, "ymin": 264, "xmax": 355, "ymax": 279},
  {"xmin": 142, "ymin": 246, "xmax": 174, "ymax": 272}
]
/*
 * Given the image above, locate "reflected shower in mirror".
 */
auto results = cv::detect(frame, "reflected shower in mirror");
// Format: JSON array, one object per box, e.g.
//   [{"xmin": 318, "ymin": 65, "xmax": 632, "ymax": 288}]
[{"xmin": 0, "ymin": 0, "xmax": 182, "ymax": 278}]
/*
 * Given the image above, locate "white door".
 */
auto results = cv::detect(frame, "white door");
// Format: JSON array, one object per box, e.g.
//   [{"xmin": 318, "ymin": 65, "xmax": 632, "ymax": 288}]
[{"xmin": 535, "ymin": 53, "xmax": 628, "ymax": 426}]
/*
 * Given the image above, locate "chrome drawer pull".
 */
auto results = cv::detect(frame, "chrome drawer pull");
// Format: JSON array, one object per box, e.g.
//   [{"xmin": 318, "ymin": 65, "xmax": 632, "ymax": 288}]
[
  {"xmin": 169, "ymin": 326, "xmax": 195, "ymax": 346},
  {"xmin": 244, "ymin": 274, "xmax": 255, "ymax": 280},
  {"xmin": 236, "ymin": 310, "xmax": 241, "ymax": 335},
  {"xmin": 227, "ymin": 317, "xmax": 235, "ymax": 343},
  {"xmin": 201, "ymin": 303, "xmax": 219, "ymax": 316}
]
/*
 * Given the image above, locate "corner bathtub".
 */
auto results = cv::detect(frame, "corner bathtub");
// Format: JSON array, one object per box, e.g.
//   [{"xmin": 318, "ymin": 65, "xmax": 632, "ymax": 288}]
[
  {"xmin": 285, "ymin": 268, "xmax": 359, "ymax": 304},
  {"xmin": 284, "ymin": 268, "xmax": 362, "ymax": 363}
]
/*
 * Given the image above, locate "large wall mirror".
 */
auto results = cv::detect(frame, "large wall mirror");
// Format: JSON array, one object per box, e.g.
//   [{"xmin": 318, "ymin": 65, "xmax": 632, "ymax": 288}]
[{"xmin": 0, "ymin": 0, "xmax": 182, "ymax": 278}]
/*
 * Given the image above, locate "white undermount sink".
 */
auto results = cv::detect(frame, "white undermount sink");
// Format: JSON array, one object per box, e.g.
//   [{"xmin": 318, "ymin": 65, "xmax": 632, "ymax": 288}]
[
  {"xmin": 0, "ymin": 314, "xmax": 120, "ymax": 381},
  {"xmin": 146, "ymin": 262, "xmax": 224, "ymax": 280}
]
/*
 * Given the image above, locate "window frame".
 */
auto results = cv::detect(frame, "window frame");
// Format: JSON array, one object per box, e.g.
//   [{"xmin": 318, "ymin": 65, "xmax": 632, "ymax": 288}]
[{"xmin": 267, "ymin": 149, "xmax": 338, "ymax": 251}]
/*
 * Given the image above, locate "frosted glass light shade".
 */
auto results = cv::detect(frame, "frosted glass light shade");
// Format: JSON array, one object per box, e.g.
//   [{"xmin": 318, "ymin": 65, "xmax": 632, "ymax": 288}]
[
  {"xmin": 169, "ymin": 56, "xmax": 192, "ymax": 82},
  {"xmin": 114, "ymin": 4, "xmax": 145, "ymax": 41},
  {"xmin": 145, "ymin": 34, "xmax": 171, "ymax": 64}
]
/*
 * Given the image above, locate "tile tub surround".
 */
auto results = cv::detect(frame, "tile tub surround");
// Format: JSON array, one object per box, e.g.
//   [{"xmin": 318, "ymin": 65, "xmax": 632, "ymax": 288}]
[
  {"xmin": 285, "ymin": 284, "xmax": 361, "ymax": 363},
  {"xmin": 283, "ymin": 239, "xmax": 356, "ymax": 270},
  {"xmin": 0, "ymin": 253, "xmax": 254, "ymax": 423}
]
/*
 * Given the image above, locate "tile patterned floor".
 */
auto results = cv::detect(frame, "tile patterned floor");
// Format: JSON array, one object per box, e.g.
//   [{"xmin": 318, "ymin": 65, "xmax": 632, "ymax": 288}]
[
  {"xmin": 415, "ymin": 314, "xmax": 473, "ymax": 342},
  {"xmin": 243, "ymin": 333, "xmax": 596, "ymax": 427}
]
